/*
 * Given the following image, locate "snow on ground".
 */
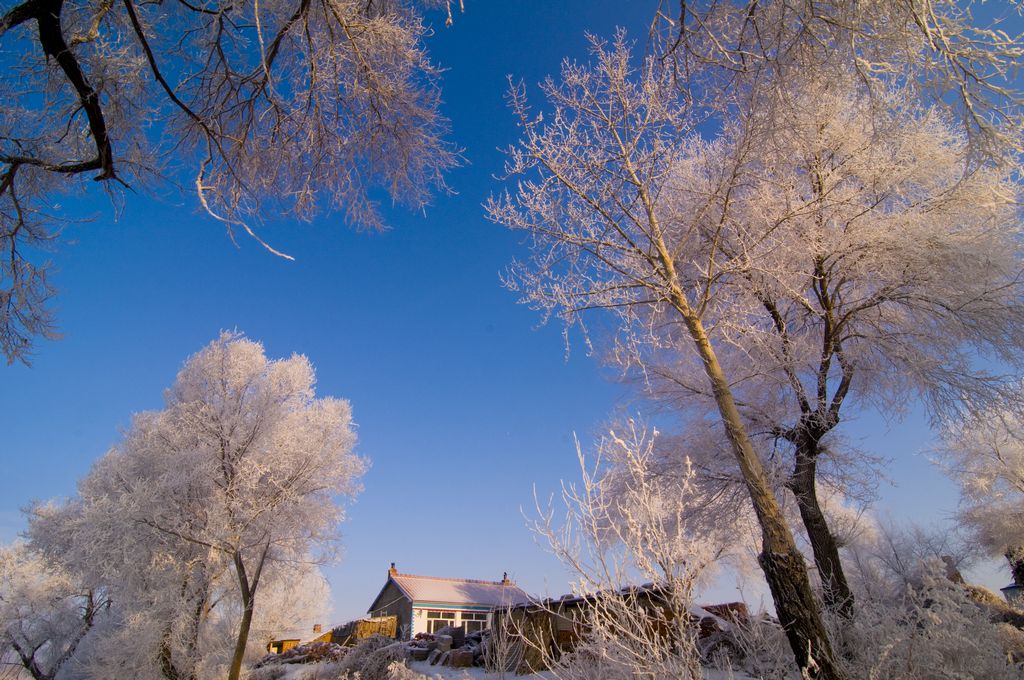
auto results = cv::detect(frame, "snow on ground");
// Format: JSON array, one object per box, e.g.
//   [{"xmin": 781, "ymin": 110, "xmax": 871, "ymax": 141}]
[
  {"xmin": 406, "ymin": 661, "xmax": 552, "ymax": 679},
  {"xmin": 404, "ymin": 660, "xmax": 755, "ymax": 679},
  {"xmin": 267, "ymin": 659, "xmax": 758, "ymax": 679}
]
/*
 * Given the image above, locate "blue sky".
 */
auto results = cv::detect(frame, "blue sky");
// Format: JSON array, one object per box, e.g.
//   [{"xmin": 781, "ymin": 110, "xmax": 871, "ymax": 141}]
[{"xmin": 0, "ymin": 0, "xmax": 1014, "ymax": 624}]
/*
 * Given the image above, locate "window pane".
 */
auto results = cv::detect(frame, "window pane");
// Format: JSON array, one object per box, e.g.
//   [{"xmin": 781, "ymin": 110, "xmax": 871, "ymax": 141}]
[{"xmin": 427, "ymin": 611, "xmax": 441, "ymax": 617}]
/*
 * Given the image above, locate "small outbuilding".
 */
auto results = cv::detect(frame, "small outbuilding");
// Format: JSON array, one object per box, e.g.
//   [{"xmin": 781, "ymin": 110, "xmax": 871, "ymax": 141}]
[
  {"xmin": 367, "ymin": 563, "xmax": 530, "ymax": 638},
  {"xmin": 265, "ymin": 624, "xmax": 324, "ymax": 654}
]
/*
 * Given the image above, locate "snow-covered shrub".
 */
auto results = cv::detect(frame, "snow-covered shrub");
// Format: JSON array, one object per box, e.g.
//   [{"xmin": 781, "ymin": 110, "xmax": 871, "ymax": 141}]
[
  {"xmin": 830, "ymin": 562, "xmax": 1024, "ymax": 679},
  {"xmin": 553, "ymin": 619, "xmax": 702, "ymax": 680},
  {"xmin": 292, "ymin": 661, "xmax": 346, "ymax": 680},
  {"xmin": 333, "ymin": 635, "xmax": 410, "ymax": 680},
  {"xmin": 333, "ymin": 633, "xmax": 393, "ymax": 670},
  {"xmin": 993, "ymin": 623, "xmax": 1024, "ymax": 664},
  {"xmin": 711, "ymin": 614, "xmax": 792, "ymax": 680},
  {"xmin": 350, "ymin": 641, "xmax": 411, "ymax": 680},
  {"xmin": 382, "ymin": 661, "xmax": 432, "ymax": 680},
  {"xmin": 248, "ymin": 665, "xmax": 289, "ymax": 680},
  {"xmin": 528, "ymin": 425, "xmax": 713, "ymax": 679}
]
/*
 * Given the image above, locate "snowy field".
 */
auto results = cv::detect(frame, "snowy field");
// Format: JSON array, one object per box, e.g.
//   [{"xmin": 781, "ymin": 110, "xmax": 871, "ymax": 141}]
[
  {"xmin": 405, "ymin": 661, "xmax": 755, "ymax": 679},
  {"xmin": 267, "ymin": 659, "xmax": 758, "ymax": 679}
]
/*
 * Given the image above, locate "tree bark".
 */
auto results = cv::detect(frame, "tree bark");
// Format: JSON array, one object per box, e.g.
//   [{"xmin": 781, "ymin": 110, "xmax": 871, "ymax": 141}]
[
  {"xmin": 678, "ymin": 310, "xmax": 844, "ymax": 680},
  {"xmin": 227, "ymin": 553, "xmax": 255, "ymax": 680},
  {"xmin": 788, "ymin": 445, "xmax": 854, "ymax": 617},
  {"xmin": 34, "ymin": 0, "xmax": 115, "ymax": 179},
  {"xmin": 227, "ymin": 594, "xmax": 255, "ymax": 680},
  {"xmin": 227, "ymin": 545, "xmax": 269, "ymax": 680},
  {"xmin": 620, "ymin": 125, "xmax": 843, "ymax": 679}
]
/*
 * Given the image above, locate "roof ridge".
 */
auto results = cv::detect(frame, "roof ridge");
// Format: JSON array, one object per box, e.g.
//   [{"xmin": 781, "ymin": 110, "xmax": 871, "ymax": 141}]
[{"xmin": 394, "ymin": 572, "xmax": 518, "ymax": 587}]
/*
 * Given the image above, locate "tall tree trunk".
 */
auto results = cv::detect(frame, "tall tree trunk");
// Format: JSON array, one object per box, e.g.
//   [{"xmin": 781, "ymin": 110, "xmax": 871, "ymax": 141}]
[
  {"xmin": 227, "ymin": 555, "xmax": 255, "ymax": 680},
  {"xmin": 638, "ymin": 173, "xmax": 843, "ymax": 678},
  {"xmin": 227, "ymin": 594, "xmax": 255, "ymax": 680},
  {"xmin": 788, "ymin": 444, "xmax": 854, "ymax": 617},
  {"xmin": 679, "ymin": 311, "xmax": 844, "ymax": 680},
  {"xmin": 227, "ymin": 546, "xmax": 268, "ymax": 680}
]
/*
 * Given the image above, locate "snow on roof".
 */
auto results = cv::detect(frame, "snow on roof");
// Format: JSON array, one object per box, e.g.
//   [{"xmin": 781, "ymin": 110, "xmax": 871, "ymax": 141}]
[{"xmin": 387, "ymin": 571, "xmax": 531, "ymax": 608}]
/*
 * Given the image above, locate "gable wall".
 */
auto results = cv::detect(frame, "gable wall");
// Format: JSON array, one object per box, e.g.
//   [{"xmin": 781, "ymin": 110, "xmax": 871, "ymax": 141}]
[{"xmin": 368, "ymin": 580, "xmax": 413, "ymax": 638}]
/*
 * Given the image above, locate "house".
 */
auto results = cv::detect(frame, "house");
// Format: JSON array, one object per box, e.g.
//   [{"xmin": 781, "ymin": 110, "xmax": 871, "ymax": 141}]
[{"xmin": 367, "ymin": 563, "xmax": 530, "ymax": 638}]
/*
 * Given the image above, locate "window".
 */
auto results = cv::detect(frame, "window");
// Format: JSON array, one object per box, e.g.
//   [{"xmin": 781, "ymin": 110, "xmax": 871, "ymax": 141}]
[
  {"xmin": 422, "ymin": 609, "xmax": 490, "ymax": 633},
  {"xmin": 426, "ymin": 610, "xmax": 457, "ymax": 633},
  {"xmin": 461, "ymin": 611, "xmax": 489, "ymax": 633}
]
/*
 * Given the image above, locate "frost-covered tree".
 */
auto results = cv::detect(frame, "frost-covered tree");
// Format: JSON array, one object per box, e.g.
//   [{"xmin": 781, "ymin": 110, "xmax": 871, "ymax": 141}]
[
  {"xmin": 651, "ymin": 0, "xmax": 1024, "ymax": 164},
  {"xmin": 643, "ymin": 1, "xmax": 1024, "ymax": 613},
  {"xmin": 489, "ymin": 15, "xmax": 1022, "ymax": 672},
  {"xmin": 839, "ymin": 516, "xmax": 979, "ymax": 601},
  {"xmin": 0, "ymin": 543, "xmax": 109, "ymax": 680},
  {"xmin": 28, "ymin": 490, "xmax": 229, "ymax": 680},
  {"xmin": 26, "ymin": 332, "xmax": 364, "ymax": 680},
  {"xmin": 941, "ymin": 408, "xmax": 1024, "ymax": 588},
  {"xmin": 489, "ymin": 34, "xmax": 843, "ymax": 679},
  {"xmin": 0, "ymin": 0, "xmax": 459, "ymax": 364},
  {"xmin": 629, "ymin": 71, "xmax": 1023, "ymax": 616}
]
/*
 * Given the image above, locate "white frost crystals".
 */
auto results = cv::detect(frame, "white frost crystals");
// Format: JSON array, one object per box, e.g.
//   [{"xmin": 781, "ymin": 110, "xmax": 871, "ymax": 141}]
[
  {"xmin": 4, "ymin": 332, "xmax": 365, "ymax": 680},
  {"xmin": 940, "ymin": 405, "xmax": 1024, "ymax": 589}
]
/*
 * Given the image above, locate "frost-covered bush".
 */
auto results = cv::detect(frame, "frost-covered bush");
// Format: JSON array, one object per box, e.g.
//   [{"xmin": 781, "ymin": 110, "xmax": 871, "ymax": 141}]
[
  {"xmin": 711, "ymin": 614, "xmax": 792, "ymax": 680},
  {"xmin": 528, "ymin": 425, "xmax": 711, "ymax": 680},
  {"xmin": 248, "ymin": 665, "xmax": 289, "ymax": 680},
  {"xmin": 333, "ymin": 635, "xmax": 410, "ymax": 680},
  {"xmin": 720, "ymin": 562, "xmax": 1024, "ymax": 679},
  {"xmin": 553, "ymin": 624, "xmax": 702, "ymax": 680},
  {"xmin": 382, "ymin": 661, "xmax": 432, "ymax": 680},
  {"xmin": 831, "ymin": 563, "xmax": 1024, "ymax": 679},
  {"xmin": 292, "ymin": 661, "xmax": 346, "ymax": 680},
  {"xmin": 333, "ymin": 634, "xmax": 393, "ymax": 669},
  {"xmin": 347, "ymin": 641, "xmax": 410, "ymax": 680}
]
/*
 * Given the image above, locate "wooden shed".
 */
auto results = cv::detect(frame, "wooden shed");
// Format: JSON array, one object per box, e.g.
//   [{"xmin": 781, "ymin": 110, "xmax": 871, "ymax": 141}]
[{"xmin": 493, "ymin": 584, "xmax": 749, "ymax": 673}]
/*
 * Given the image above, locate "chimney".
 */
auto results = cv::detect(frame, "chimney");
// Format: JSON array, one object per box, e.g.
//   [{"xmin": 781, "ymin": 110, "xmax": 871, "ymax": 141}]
[
  {"xmin": 313, "ymin": 623, "xmax": 322, "ymax": 635},
  {"xmin": 389, "ymin": 562, "xmax": 398, "ymax": 577},
  {"xmin": 501, "ymin": 571, "xmax": 510, "ymax": 586}
]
